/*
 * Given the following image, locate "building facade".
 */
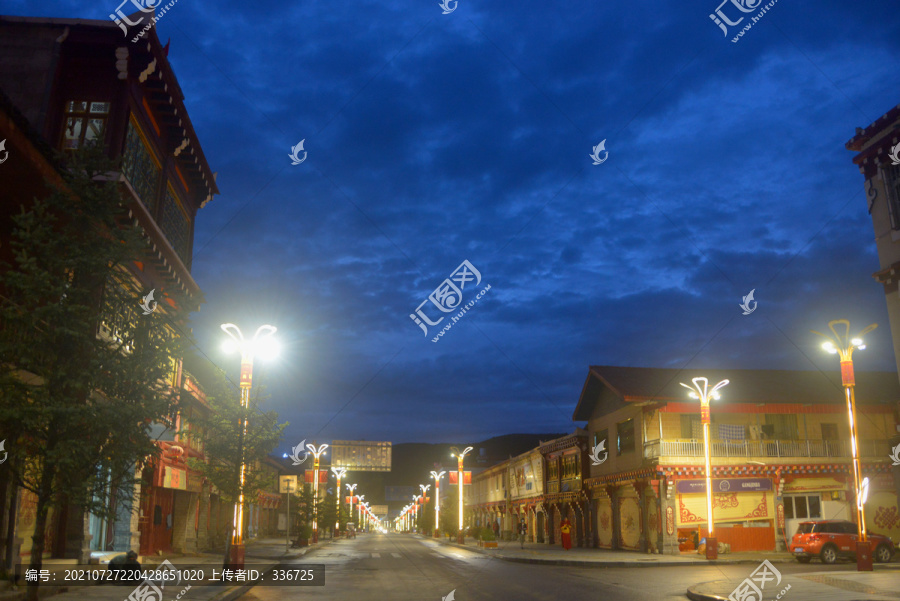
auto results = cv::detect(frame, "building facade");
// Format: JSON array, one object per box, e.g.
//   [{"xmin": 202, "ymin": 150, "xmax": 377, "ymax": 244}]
[
  {"xmin": 0, "ymin": 13, "xmax": 217, "ymax": 563},
  {"xmin": 573, "ymin": 366, "xmax": 899, "ymax": 555}
]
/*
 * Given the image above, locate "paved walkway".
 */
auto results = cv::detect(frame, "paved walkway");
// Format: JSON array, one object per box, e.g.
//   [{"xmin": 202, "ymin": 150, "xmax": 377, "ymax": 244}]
[
  {"xmin": 687, "ymin": 569, "xmax": 900, "ymax": 601},
  {"xmin": 4, "ymin": 536, "xmax": 337, "ymax": 601},
  {"xmin": 425, "ymin": 533, "xmax": 798, "ymax": 567}
]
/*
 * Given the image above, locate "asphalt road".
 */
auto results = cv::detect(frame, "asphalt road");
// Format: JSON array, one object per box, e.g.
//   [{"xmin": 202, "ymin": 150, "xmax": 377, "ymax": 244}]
[{"xmin": 238, "ymin": 533, "xmax": 883, "ymax": 601}]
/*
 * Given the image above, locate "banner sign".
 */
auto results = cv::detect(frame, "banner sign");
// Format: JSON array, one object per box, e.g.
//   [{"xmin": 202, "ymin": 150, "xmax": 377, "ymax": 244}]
[
  {"xmin": 304, "ymin": 470, "xmax": 328, "ymax": 483},
  {"xmin": 676, "ymin": 478, "xmax": 772, "ymax": 494},
  {"xmin": 448, "ymin": 471, "xmax": 472, "ymax": 485},
  {"xmin": 163, "ymin": 467, "xmax": 186, "ymax": 490}
]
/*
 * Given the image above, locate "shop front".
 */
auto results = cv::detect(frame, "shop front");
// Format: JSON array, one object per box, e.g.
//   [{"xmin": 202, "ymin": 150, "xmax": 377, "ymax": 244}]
[{"xmin": 675, "ymin": 477, "xmax": 775, "ymax": 552}]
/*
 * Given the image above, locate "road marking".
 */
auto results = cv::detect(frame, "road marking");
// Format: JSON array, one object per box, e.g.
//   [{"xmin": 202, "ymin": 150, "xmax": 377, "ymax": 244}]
[
  {"xmin": 391, "ymin": 552, "xmax": 402, "ymax": 558},
  {"xmin": 371, "ymin": 553, "xmax": 380, "ymax": 558}
]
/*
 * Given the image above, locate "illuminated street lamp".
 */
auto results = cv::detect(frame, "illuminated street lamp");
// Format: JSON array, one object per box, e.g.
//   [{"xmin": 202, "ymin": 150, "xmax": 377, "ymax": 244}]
[
  {"xmin": 306, "ymin": 443, "xmax": 329, "ymax": 543},
  {"xmin": 680, "ymin": 377, "xmax": 729, "ymax": 560},
  {"xmin": 220, "ymin": 323, "xmax": 278, "ymax": 568},
  {"xmin": 813, "ymin": 319, "xmax": 877, "ymax": 571},
  {"xmin": 419, "ymin": 485, "xmax": 430, "ymax": 534},
  {"xmin": 346, "ymin": 483, "xmax": 357, "ymax": 531},
  {"xmin": 357, "ymin": 494, "xmax": 365, "ymax": 527},
  {"xmin": 331, "ymin": 467, "xmax": 347, "ymax": 536},
  {"xmin": 450, "ymin": 446, "xmax": 473, "ymax": 544},
  {"xmin": 430, "ymin": 471, "xmax": 445, "ymax": 538}
]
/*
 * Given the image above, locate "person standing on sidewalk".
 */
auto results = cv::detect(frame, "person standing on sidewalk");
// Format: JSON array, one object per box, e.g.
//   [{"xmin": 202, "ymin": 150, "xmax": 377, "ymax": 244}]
[
  {"xmin": 560, "ymin": 517, "xmax": 573, "ymax": 550},
  {"xmin": 518, "ymin": 518, "xmax": 527, "ymax": 549}
]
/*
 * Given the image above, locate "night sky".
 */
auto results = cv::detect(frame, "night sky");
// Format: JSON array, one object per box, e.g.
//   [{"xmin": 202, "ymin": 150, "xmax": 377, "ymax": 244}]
[{"xmin": 7, "ymin": 0, "xmax": 900, "ymax": 449}]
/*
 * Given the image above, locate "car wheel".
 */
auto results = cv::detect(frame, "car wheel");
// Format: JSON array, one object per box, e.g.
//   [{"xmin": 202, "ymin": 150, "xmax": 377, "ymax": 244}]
[
  {"xmin": 820, "ymin": 544, "xmax": 838, "ymax": 564},
  {"xmin": 875, "ymin": 544, "xmax": 893, "ymax": 563},
  {"xmin": 796, "ymin": 556, "xmax": 811, "ymax": 563}
]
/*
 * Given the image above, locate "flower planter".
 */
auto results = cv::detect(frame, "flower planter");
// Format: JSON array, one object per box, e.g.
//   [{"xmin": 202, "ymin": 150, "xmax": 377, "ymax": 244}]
[{"xmin": 478, "ymin": 540, "xmax": 498, "ymax": 548}]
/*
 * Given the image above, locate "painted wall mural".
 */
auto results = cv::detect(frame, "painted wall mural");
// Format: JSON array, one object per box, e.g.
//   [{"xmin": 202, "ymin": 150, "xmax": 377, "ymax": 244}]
[
  {"xmin": 678, "ymin": 491, "xmax": 770, "ymax": 525},
  {"xmin": 619, "ymin": 497, "xmax": 640, "ymax": 549}
]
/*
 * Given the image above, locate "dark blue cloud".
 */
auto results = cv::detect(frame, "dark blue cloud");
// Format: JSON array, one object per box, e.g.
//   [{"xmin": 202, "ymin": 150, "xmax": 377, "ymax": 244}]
[{"xmin": 5, "ymin": 0, "xmax": 899, "ymax": 445}]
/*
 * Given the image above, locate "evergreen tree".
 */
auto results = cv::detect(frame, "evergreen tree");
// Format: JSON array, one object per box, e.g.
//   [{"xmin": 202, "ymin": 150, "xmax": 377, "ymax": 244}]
[{"xmin": 0, "ymin": 142, "xmax": 189, "ymax": 600}]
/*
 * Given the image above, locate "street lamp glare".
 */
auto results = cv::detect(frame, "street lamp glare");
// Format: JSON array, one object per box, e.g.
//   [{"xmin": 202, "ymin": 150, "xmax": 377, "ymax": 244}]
[
  {"xmin": 221, "ymin": 339, "xmax": 238, "ymax": 354},
  {"xmin": 822, "ymin": 341, "xmax": 837, "ymax": 353}
]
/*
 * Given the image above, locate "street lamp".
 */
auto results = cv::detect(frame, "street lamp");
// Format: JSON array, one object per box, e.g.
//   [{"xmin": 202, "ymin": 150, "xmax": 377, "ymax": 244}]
[
  {"xmin": 331, "ymin": 467, "xmax": 347, "ymax": 536},
  {"xmin": 680, "ymin": 377, "xmax": 729, "ymax": 560},
  {"xmin": 346, "ymin": 483, "xmax": 357, "ymax": 532},
  {"xmin": 357, "ymin": 494, "xmax": 365, "ymax": 528},
  {"xmin": 220, "ymin": 323, "xmax": 278, "ymax": 568},
  {"xmin": 431, "ymin": 471, "xmax": 445, "ymax": 538},
  {"xmin": 813, "ymin": 319, "xmax": 877, "ymax": 571},
  {"xmin": 306, "ymin": 443, "xmax": 329, "ymax": 543},
  {"xmin": 419, "ymin": 485, "xmax": 430, "ymax": 534},
  {"xmin": 450, "ymin": 446, "xmax": 473, "ymax": 544}
]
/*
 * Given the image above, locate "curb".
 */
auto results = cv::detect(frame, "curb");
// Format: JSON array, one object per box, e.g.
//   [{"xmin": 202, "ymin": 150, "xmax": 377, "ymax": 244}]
[
  {"xmin": 431, "ymin": 537, "xmax": 794, "ymax": 568},
  {"xmin": 686, "ymin": 582, "xmax": 729, "ymax": 601}
]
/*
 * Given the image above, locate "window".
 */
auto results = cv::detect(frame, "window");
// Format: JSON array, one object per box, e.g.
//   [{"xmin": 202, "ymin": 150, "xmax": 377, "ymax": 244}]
[
  {"xmin": 821, "ymin": 423, "xmax": 839, "ymax": 440},
  {"xmin": 764, "ymin": 414, "xmax": 798, "ymax": 440},
  {"xmin": 617, "ymin": 418, "xmax": 635, "ymax": 454},
  {"xmin": 122, "ymin": 118, "xmax": 161, "ymax": 213},
  {"xmin": 884, "ymin": 164, "xmax": 900, "ymax": 230},
  {"xmin": 562, "ymin": 455, "xmax": 577, "ymax": 479},
  {"xmin": 593, "ymin": 429, "xmax": 608, "ymax": 450},
  {"xmin": 161, "ymin": 187, "xmax": 191, "ymax": 266},
  {"xmin": 62, "ymin": 101, "xmax": 110, "ymax": 149},
  {"xmin": 784, "ymin": 495, "xmax": 822, "ymax": 520}
]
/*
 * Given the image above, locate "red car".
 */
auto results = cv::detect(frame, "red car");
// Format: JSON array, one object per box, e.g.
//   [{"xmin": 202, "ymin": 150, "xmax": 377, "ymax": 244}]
[{"xmin": 791, "ymin": 519, "xmax": 894, "ymax": 564}]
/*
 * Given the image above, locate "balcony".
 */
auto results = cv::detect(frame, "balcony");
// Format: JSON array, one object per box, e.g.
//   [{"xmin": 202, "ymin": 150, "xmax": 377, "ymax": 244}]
[{"xmin": 643, "ymin": 438, "xmax": 892, "ymax": 460}]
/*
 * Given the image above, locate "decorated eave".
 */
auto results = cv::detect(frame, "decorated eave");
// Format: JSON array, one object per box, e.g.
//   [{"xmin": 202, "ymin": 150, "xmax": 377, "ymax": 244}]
[
  {"xmin": 845, "ymin": 103, "xmax": 900, "ymax": 180},
  {"xmin": 872, "ymin": 261, "xmax": 900, "ymax": 294},
  {"xmin": 133, "ymin": 27, "xmax": 219, "ymax": 209},
  {"xmin": 540, "ymin": 430, "xmax": 588, "ymax": 455}
]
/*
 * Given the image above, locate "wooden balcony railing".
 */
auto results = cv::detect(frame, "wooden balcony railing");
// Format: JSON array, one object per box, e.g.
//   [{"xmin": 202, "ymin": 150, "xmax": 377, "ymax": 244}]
[{"xmin": 643, "ymin": 438, "xmax": 891, "ymax": 459}]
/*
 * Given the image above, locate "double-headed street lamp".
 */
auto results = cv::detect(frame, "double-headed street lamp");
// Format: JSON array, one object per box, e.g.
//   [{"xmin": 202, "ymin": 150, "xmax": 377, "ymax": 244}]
[
  {"xmin": 450, "ymin": 446, "xmax": 473, "ymax": 544},
  {"xmin": 814, "ymin": 319, "xmax": 877, "ymax": 571},
  {"xmin": 680, "ymin": 377, "xmax": 729, "ymax": 561},
  {"xmin": 306, "ymin": 443, "xmax": 329, "ymax": 543},
  {"xmin": 430, "ymin": 470, "xmax": 445, "ymax": 538},
  {"xmin": 357, "ymin": 494, "xmax": 365, "ymax": 527},
  {"xmin": 419, "ymin": 485, "xmax": 430, "ymax": 533},
  {"xmin": 346, "ymin": 483, "xmax": 357, "ymax": 531},
  {"xmin": 331, "ymin": 467, "xmax": 347, "ymax": 535},
  {"xmin": 220, "ymin": 323, "xmax": 278, "ymax": 568}
]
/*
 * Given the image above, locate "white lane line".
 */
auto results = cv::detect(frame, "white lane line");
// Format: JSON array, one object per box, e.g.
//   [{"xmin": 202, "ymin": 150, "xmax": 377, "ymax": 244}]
[
  {"xmin": 371, "ymin": 553, "xmax": 380, "ymax": 558},
  {"xmin": 391, "ymin": 552, "xmax": 402, "ymax": 558}
]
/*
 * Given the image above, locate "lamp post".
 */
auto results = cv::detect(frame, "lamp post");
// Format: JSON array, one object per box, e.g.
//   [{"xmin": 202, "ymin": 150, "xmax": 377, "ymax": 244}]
[
  {"xmin": 331, "ymin": 467, "xmax": 347, "ymax": 536},
  {"xmin": 814, "ymin": 319, "xmax": 877, "ymax": 571},
  {"xmin": 430, "ymin": 471, "xmax": 445, "ymax": 538},
  {"xmin": 450, "ymin": 446, "xmax": 473, "ymax": 544},
  {"xmin": 419, "ymin": 485, "xmax": 430, "ymax": 534},
  {"xmin": 220, "ymin": 323, "xmax": 278, "ymax": 569},
  {"xmin": 306, "ymin": 443, "xmax": 329, "ymax": 543},
  {"xmin": 357, "ymin": 495, "xmax": 365, "ymax": 528},
  {"xmin": 680, "ymin": 377, "xmax": 729, "ymax": 560},
  {"xmin": 346, "ymin": 483, "xmax": 357, "ymax": 532}
]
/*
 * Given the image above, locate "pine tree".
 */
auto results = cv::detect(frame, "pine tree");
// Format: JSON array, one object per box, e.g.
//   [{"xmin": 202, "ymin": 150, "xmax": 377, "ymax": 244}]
[{"xmin": 0, "ymin": 142, "xmax": 189, "ymax": 600}]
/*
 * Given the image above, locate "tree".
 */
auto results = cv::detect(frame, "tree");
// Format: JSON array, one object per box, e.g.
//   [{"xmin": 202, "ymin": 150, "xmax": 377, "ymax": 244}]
[
  {"xmin": 182, "ymin": 372, "xmax": 286, "ymax": 565},
  {"xmin": 0, "ymin": 142, "xmax": 189, "ymax": 600}
]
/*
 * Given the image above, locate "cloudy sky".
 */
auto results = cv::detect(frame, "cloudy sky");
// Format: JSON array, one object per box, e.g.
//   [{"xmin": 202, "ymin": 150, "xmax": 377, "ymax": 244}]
[{"xmin": 9, "ymin": 0, "xmax": 900, "ymax": 448}]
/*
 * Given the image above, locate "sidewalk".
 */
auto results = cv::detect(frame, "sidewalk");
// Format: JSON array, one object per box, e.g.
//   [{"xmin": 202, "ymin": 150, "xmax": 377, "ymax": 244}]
[
  {"xmin": 425, "ymin": 534, "xmax": 797, "ymax": 567},
  {"xmin": 3, "ymin": 536, "xmax": 336, "ymax": 601},
  {"xmin": 687, "ymin": 568, "xmax": 900, "ymax": 601}
]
